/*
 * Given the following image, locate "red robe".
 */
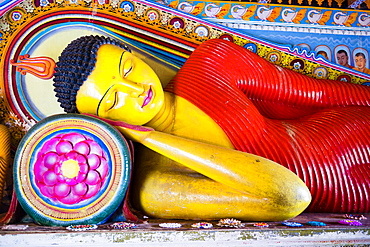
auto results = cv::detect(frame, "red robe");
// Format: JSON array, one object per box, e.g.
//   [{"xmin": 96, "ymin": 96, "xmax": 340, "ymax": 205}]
[{"xmin": 165, "ymin": 39, "xmax": 370, "ymax": 213}]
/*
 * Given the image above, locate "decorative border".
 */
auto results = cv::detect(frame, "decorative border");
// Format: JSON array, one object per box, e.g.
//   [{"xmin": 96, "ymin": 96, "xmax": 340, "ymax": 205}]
[
  {"xmin": 162, "ymin": 1, "xmax": 370, "ymax": 30},
  {"xmin": 0, "ymin": 0, "xmax": 23, "ymax": 16}
]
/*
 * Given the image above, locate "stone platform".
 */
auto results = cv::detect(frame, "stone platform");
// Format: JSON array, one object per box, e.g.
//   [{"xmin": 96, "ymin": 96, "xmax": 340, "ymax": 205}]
[{"xmin": 0, "ymin": 213, "xmax": 369, "ymax": 246}]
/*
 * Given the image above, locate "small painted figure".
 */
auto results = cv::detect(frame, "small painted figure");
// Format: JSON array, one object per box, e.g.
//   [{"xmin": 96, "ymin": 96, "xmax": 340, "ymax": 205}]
[
  {"xmin": 354, "ymin": 52, "xmax": 370, "ymax": 74},
  {"xmin": 336, "ymin": 49, "xmax": 354, "ymax": 69}
]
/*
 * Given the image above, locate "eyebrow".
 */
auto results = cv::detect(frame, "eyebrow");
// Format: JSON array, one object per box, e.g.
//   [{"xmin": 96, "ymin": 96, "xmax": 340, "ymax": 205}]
[
  {"xmin": 96, "ymin": 85, "xmax": 114, "ymax": 116},
  {"xmin": 118, "ymin": 51, "xmax": 126, "ymax": 77}
]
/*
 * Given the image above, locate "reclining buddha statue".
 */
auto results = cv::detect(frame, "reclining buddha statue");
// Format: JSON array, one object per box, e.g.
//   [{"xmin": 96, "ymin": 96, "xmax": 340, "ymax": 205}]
[{"xmin": 33, "ymin": 35, "xmax": 370, "ymax": 220}]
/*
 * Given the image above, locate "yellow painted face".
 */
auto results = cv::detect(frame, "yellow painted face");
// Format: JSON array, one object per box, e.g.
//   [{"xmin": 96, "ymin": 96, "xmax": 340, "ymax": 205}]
[{"xmin": 76, "ymin": 44, "xmax": 164, "ymax": 125}]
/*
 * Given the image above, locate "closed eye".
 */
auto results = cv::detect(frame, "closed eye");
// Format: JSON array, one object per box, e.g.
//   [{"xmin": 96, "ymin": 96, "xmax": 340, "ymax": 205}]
[
  {"xmin": 107, "ymin": 91, "xmax": 118, "ymax": 111},
  {"xmin": 97, "ymin": 85, "xmax": 117, "ymax": 116},
  {"xmin": 124, "ymin": 66, "xmax": 132, "ymax": 77},
  {"xmin": 123, "ymin": 58, "xmax": 133, "ymax": 77},
  {"xmin": 119, "ymin": 51, "xmax": 133, "ymax": 78}
]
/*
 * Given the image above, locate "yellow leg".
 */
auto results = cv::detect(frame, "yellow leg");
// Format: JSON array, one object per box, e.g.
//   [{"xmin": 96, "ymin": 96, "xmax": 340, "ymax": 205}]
[
  {"xmin": 130, "ymin": 145, "xmax": 311, "ymax": 222},
  {"xmin": 132, "ymin": 165, "xmax": 310, "ymax": 221}
]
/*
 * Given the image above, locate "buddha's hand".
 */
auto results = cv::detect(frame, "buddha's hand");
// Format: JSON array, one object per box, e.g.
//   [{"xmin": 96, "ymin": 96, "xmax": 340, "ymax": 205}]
[{"xmin": 82, "ymin": 114, "xmax": 154, "ymax": 143}]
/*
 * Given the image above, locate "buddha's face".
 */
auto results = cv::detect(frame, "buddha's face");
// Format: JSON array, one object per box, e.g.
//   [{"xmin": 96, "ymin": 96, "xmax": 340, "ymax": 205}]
[{"xmin": 76, "ymin": 44, "xmax": 164, "ymax": 125}]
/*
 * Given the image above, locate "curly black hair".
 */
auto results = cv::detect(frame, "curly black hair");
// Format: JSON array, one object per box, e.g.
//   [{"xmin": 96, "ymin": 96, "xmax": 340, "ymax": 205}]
[{"xmin": 53, "ymin": 35, "xmax": 130, "ymax": 113}]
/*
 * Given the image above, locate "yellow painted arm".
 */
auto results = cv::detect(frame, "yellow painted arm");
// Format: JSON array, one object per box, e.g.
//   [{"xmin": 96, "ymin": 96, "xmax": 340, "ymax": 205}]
[{"xmin": 88, "ymin": 114, "xmax": 311, "ymax": 211}]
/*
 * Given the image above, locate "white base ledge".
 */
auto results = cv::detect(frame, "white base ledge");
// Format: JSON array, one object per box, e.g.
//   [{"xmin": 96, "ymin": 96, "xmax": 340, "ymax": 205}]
[{"xmin": 1, "ymin": 213, "xmax": 369, "ymax": 247}]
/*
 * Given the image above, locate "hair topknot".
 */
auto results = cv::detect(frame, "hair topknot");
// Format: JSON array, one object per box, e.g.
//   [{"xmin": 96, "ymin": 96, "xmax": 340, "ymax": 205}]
[{"xmin": 53, "ymin": 35, "xmax": 130, "ymax": 113}]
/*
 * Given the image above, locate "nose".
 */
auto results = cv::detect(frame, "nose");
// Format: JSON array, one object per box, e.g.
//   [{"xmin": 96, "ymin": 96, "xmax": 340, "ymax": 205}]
[{"xmin": 117, "ymin": 79, "xmax": 145, "ymax": 98}]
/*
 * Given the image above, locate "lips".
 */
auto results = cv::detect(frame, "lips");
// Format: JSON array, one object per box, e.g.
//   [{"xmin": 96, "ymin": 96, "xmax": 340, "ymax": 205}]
[{"xmin": 142, "ymin": 87, "xmax": 153, "ymax": 108}]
